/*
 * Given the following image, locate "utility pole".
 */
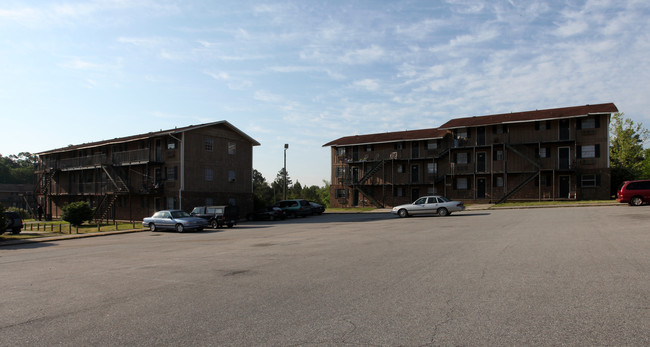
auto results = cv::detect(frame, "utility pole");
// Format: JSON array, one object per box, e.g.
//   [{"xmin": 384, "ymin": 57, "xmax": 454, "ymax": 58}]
[{"xmin": 283, "ymin": 144, "xmax": 289, "ymax": 200}]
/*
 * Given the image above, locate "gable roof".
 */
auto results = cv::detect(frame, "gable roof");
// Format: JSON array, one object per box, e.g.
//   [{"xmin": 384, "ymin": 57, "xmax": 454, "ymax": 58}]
[
  {"xmin": 323, "ymin": 128, "xmax": 446, "ymax": 147},
  {"xmin": 438, "ymin": 103, "xmax": 618, "ymax": 129},
  {"xmin": 37, "ymin": 121, "xmax": 260, "ymax": 155}
]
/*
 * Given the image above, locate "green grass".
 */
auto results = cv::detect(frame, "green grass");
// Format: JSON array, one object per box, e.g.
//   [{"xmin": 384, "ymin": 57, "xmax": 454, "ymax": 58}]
[{"xmin": 1, "ymin": 221, "xmax": 145, "ymax": 241}]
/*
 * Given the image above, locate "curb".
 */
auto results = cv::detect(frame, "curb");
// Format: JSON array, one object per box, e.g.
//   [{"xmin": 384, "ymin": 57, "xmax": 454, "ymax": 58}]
[{"xmin": 0, "ymin": 229, "xmax": 147, "ymax": 247}]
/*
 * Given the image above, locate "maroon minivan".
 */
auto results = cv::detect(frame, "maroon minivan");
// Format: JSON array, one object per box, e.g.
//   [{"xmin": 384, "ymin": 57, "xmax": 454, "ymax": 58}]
[{"xmin": 616, "ymin": 179, "xmax": 650, "ymax": 206}]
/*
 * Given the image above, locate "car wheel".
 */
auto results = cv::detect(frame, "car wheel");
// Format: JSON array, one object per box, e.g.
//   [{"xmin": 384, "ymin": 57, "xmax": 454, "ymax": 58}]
[
  {"xmin": 149, "ymin": 223, "xmax": 157, "ymax": 232},
  {"xmin": 11, "ymin": 228, "xmax": 21, "ymax": 235},
  {"xmin": 398, "ymin": 209, "xmax": 408, "ymax": 218},
  {"xmin": 227, "ymin": 223, "xmax": 234, "ymax": 228},
  {"xmin": 176, "ymin": 224, "xmax": 185, "ymax": 233},
  {"xmin": 630, "ymin": 196, "xmax": 644, "ymax": 206},
  {"xmin": 437, "ymin": 208, "xmax": 449, "ymax": 216},
  {"xmin": 211, "ymin": 220, "xmax": 218, "ymax": 229}
]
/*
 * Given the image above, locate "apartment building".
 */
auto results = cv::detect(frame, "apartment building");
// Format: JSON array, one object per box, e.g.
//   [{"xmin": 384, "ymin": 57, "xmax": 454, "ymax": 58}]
[
  {"xmin": 35, "ymin": 121, "xmax": 260, "ymax": 221},
  {"xmin": 323, "ymin": 103, "xmax": 618, "ymax": 208}
]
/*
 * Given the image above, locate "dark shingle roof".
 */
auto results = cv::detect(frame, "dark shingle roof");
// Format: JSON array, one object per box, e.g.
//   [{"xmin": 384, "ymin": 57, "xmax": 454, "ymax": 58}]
[
  {"xmin": 37, "ymin": 121, "xmax": 260, "ymax": 155},
  {"xmin": 323, "ymin": 128, "xmax": 446, "ymax": 147},
  {"xmin": 438, "ymin": 103, "xmax": 618, "ymax": 129}
]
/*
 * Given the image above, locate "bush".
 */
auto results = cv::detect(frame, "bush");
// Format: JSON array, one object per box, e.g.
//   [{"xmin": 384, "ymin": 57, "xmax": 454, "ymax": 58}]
[
  {"xmin": 7, "ymin": 207, "xmax": 29, "ymax": 220},
  {"xmin": 62, "ymin": 201, "xmax": 94, "ymax": 227},
  {"xmin": 0, "ymin": 203, "xmax": 6, "ymax": 230}
]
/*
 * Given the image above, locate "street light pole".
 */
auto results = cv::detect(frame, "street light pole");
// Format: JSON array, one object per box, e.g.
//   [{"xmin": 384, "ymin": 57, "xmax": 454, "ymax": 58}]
[{"xmin": 283, "ymin": 144, "xmax": 289, "ymax": 200}]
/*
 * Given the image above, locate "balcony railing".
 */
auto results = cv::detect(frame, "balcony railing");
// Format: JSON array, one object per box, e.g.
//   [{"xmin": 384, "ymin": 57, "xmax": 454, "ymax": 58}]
[{"xmin": 112, "ymin": 148, "xmax": 150, "ymax": 165}]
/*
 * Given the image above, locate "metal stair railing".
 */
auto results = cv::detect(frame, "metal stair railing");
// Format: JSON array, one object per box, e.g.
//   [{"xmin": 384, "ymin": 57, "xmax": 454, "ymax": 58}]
[{"xmin": 496, "ymin": 171, "xmax": 540, "ymax": 204}]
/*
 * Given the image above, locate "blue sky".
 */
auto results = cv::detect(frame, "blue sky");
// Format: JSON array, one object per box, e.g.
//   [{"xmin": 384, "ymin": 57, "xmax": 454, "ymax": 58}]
[{"xmin": 1, "ymin": 0, "xmax": 649, "ymax": 186}]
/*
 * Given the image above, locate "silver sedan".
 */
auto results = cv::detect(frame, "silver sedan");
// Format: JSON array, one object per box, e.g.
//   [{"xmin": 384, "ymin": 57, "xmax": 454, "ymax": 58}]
[
  {"xmin": 391, "ymin": 195, "xmax": 465, "ymax": 218},
  {"xmin": 142, "ymin": 210, "xmax": 208, "ymax": 232}
]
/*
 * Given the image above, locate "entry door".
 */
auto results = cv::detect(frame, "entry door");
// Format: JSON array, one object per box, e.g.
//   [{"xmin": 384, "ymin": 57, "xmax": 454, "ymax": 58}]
[
  {"xmin": 352, "ymin": 146, "xmax": 359, "ymax": 161},
  {"xmin": 477, "ymin": 127, "xmax": 486, "ymax": 146},
  {"xmin": 558, "ymin": 147, "xmax": 570, "ymax": 170},
  {"xmin": 559, "ymin": 119, "xmax": 570, "ymax": 140},
  {"xmin": 477, "ymin": 178, "xmax": 486, "ymax": 199},
  {"xmin": 411, "ymin": 165, "xmax": 419, "ymax": 183},
  {"xmin": 476, "ymin": 152, "xmax": 486, "ymax": 172},
  {"xmin": 411, "ymin": 189, "xmax": 420, "ymax": 202},
  {"xmin": 559, "ymin": 176, "xmax": 570, "ymax": 198},
  {"xmin": 352, "ymin": 189, "xmax": 359, "ymax": 206},
  {"xmin": 352, "ymin": 167, "xmax": 359, "ymax": 183}
]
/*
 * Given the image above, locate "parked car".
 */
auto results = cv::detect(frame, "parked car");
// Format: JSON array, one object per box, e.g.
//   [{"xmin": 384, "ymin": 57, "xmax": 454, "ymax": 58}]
[
  {"xmin": 246, "ymin": 207, "xmax": 286, "ymax": 221},
  {"xmin": 274, "ymin": 199, "xmax": 312, "ymax": 218},
  {"xmin": 142, "ymin": 210, "xmax": 208, "ymax": 232},
  {"xmin": 190, "ymin": 205, "xmax": 239, "ymax": 228},
  {"xmin": 4, "ymin": 211, "xmax": 23, "ymax": 234},
  {"xmin": 616, "ymin": 179, "xmax": 650, "ymax": 206},
  {"xmin": 309, "ymin": 202, "xmax": 325, "ymax": 215},
  {"xmin": 391, "ymin": 195, "xmax": 465, "ymax": 218}
]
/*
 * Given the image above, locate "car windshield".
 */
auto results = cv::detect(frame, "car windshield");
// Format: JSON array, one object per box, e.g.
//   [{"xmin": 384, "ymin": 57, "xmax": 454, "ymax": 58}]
[{"xmin": 171, "ymin": 211, "xmax": 191, "ymax": 218}]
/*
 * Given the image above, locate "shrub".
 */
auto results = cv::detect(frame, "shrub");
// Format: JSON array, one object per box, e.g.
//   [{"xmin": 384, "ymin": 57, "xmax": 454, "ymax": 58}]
[
  {"xmin": 62, "ymin": 201, "xmax": 94, "ymax": 227},
  {"xmin": 7, "ymin": 207, "xmax": 29, "ymax": 220}
]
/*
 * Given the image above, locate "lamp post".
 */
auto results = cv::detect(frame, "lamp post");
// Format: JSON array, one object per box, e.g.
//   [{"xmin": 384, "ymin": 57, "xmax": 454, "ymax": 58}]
[{"xmin": 283, "ymin": 144, "xmax": 289, "ymax": 200}]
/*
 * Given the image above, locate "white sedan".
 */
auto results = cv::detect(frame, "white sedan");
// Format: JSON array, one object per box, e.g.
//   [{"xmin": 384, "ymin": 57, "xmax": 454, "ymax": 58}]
[{"xmin": 391, "ymin": 195, "xmax": 465, "ymax": 218}]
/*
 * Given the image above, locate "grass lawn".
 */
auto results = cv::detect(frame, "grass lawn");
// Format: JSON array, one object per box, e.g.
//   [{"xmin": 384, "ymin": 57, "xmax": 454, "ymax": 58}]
[{"xmin": 1, "ymin": 220, "xmax": 145, "ymax": 241}]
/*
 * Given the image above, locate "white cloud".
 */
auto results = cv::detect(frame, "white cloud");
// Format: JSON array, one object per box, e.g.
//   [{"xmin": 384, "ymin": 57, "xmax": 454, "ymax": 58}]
[
  {"xmin": 354, "ymin": 79, "xmax": 380, "ymax": 91},
  {"xmin": 340, "ymin": 45, "xmax": 385, "ymax": 64}
]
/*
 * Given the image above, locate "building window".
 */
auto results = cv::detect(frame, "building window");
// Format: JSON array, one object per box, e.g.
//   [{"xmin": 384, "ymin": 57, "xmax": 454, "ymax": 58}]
[
  {"xmin": 427, "ymin": 163, "xmax": 437, "ymax": 174},
  {"xmin": 456, "ymin": 177, "xmax": 468, "ymax": 190},
  {"xmin": 166, "ymin": 166, "xmax": 177, "ymax": 181},
  {"xmin": 495, "ymin": 176, "xmax": 504, "ymax": 187},
  {"xmin": 536, "ymin": 121, "xmax": 551, "ymax": 130},
  {"xmin": 536, "ymin": 147, "xmax": 551, "ymax": 158},
  {"xmin": 228, "ymin": 170, "xmax": 236, "ymax": 182},
  {"xmin": 456, "ymin": 152, "xmax": 469, "ymax": 164},
  {"xmin": 366, "ymin": 144, "xmax": 374, "ymax": 152},
  {"xmin": 427, "ymin": 186, "xmax": 437, "ymax": 195},
  {"xmin": 204, "ymin": 138, "xmax": 214, "ymax": 151},
  {"xmin": 456, "ymin": 129, "xmax": 468, "ymax": 138},
  {"xmin": 166, "ymin": 197, "xmax": 176, "ymax": 210},
  {"xmin": 336, "ymin": 189, "xmax": 348, "ymax": 198},
  {"xmin": 205, "ymin": 168, "xmax": 213, "ymax": 181},
  {"xmin": 397, "ymin": 164, "xmax": 404, "ymax": 173},
  {"xmin": 494, "ymin": 150, "xmax": 504, "ymax": 161},
  {"xmin": 167, "ymin": 141, "xmax": 177, "ymax": 150},
  {"xmin": 394, "ymin": 142, "xmax": 405, "ymax": 150},
  {"xmin": 228, "ymin": 142, "xmax": 236, "ymax": 155},
  {"xmin": 581, "ymin": 145, "xmax": 596, "ymax": 158},
  {"xmin": 336, "ymin": 147, "xmax": 346, "ymax": 156},
  {"xmin": 581, "ymin": 117, "xmax": 596, "ymax": 129},
  {"xmin": 395, "ymin": 187, "xmax": 405, "ymax": 197},
  {"xmin": 581, "ymin": 174, "xmax": 598, "ymax": 187}
]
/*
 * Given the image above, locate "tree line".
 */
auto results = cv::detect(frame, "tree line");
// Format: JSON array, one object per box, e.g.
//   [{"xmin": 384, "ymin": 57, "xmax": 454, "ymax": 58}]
[
  {"xmin": 0, "ymin": 152, "xmax": 37, "ymax": 184},
  {"xmin": 253, "ymin": 169, "xmax": 330, "ymax": 210}
]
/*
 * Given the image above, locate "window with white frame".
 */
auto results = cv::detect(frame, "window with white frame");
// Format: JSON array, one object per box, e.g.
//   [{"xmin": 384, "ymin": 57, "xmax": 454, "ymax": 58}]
[
  {"xmin": 581, "ymin": 174, "xmax": 597, "ymax": 187},
  {"xmin": 204, "ymin": 137, "xmax": 214, "ymax": 151},
  {"xmin": 456, "ymin": 177, "xmax": 468, "ymax": 189},
  {"xmin": 539, "ymin": 147, "xmax": 548, "ymax": 158},
  {"xmin": 397, "ymin": 164, "xmax": 404, "ymax": 173},
  {"xmin": 581, "ymin": 145, "xmax": 596, "ymax": 158},
  {"xmin": 456, "ymin": 152, "xmax": 468, "ymax": 164},
  {"xmin": 427, "ymin": 141, "xmax": 438, "ymax": 150},
  {"xmin": 494, "ymin": 150, "xmax": 504, "ymax": 161},
  {"xmin": 495, "ymin": 176, "xmax": 504, "ymax": 187},
  {"xmin": 228, "ymin": 142, "xmax": 236, "ymax": 155},
  {"xmin": 456, "ymin": 129, "xmax": 468, "ymax": 138},
  {"xmin": 336, "ymin": 147, "xmax": 346, "ymax": 156},
  {"xmin": 205, "ymin": 168, "xmax": 213, "ymax": 181},
  {"xmin": 427, "ymin": 162, "xmax": 437, "ymax": 174},
  {"xmin": 582, "ymin": 117, "xmax": 596, "ymax": 129}
]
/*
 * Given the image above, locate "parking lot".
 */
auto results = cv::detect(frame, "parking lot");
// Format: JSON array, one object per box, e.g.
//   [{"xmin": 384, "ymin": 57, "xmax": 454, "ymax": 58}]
[{"xmin": 1, "ymin": 205, "xmax": 648, "ymax": 345}]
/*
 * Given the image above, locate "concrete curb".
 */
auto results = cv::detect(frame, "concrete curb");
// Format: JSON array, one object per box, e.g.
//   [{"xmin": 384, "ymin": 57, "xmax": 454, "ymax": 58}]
[{"xmin": 0, "ymin": 229, "xmax": 147, "ymax": 247}]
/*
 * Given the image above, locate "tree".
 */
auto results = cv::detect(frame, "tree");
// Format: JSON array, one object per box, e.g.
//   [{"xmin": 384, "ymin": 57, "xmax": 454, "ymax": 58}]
[
  {"xmin": 610, "ymin": 113, "xmax": 649, "ymax": 192},
  {"xmin": 252, "ymin": 169, "xmax": 274, "ymax": 209},
  {"xmin": 273, "ymin": 168, "xmax": 292, "ymax": 200},
  {"xmin": 0, "ymin": 152, "xmax": 37, "ymax": 184},
  {"xmin": 61, "ymin": 201, "xmax": 94, "ymax": 227}
]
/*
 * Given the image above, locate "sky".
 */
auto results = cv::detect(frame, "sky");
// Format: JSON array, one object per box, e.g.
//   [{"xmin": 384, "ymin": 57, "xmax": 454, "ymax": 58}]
[{"xmin": 1, "ymin": 0, "xmax": 649, "ymax": 187}]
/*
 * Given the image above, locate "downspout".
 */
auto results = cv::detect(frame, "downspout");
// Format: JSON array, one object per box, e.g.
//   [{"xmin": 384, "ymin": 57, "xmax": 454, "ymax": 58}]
[{"xmin": 169, "ymin": 133, "xmax": 184, "ymax": 210}]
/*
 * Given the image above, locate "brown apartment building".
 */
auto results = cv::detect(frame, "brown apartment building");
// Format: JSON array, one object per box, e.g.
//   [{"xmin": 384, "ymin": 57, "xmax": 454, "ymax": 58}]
[
  {"xmin": 35, "ymin": 121, "xmax": 260, "ymax": 221},
  {"xmin": 323, "ymin": 103, "xmax": 618, "ymax": 208}
]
